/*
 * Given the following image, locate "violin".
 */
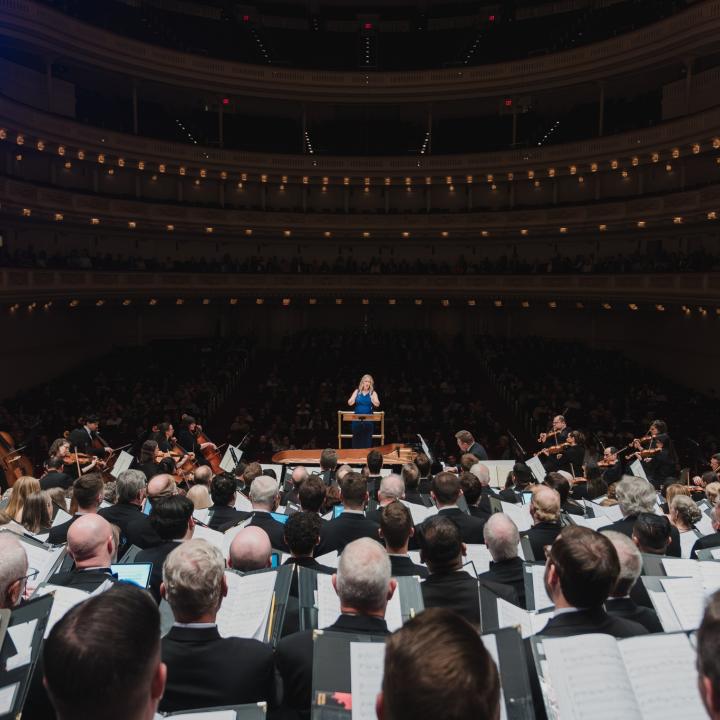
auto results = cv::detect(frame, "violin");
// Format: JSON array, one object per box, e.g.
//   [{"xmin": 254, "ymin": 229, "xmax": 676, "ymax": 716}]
[
  {"xmin": 597, "ymin": 458, "xmax": 617, "ymax": 468},
  {"xmin": 538, "ymin": 429, "xmax": 560, "ymax": 443},
  {"xmin": 634, "ymin": 448, "xmax": 662, "ymax": 459},
  {"xmin": 64, "ymin": 452, "xmax": 106, "ymax": 469},
  {"xmin": 0, "ymin": 431, "xmax": 34, "ymax": 487},
  {"xmin": 543, "ymin": 442, "xmax": 570, "ymax": 455}
]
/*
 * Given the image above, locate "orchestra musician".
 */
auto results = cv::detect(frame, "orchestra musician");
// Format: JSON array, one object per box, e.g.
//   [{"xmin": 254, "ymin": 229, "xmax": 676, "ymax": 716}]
[
  {"xmin": 598, "ymin": 446, "xmax": 623, "ymax": 485},
  {"xmin": 538, "ymin": 415, "xmax": 570, "ymax": 448},
  {"xmin": 175, "ymin": 416, "xmax": 215, "ymax": 467},
  {"xmin": 632, "ymin": 433, "xmax": 677, "ymax": 489},
  {"xmin": 542, "ymin": 430, "xmax": 586, "ymax": 476},
  {"xmin": 347, "ymin": 374, "xmax": 380, "ymax": 449},
  {"xmin": 49, "ymin": 437, "xmax": 100, "ymax": 478},
  {"xmin": 153, "ymin": 422, "xmax": 193, "ymax": 470},
  {"xmin": 67, "ymin": 415, "xmax": 112, "ymax": 458}
]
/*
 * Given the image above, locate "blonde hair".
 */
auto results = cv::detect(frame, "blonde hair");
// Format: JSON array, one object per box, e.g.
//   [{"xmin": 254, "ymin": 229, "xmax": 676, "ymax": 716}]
[
  {"xmin": 187, "ymin": 484, "xmax": 212, "ymax": 510},
  {"xmin": 665, "ymin": 483, "xmax": 690, "ymax": 507},
  {"xmin": 705, "ymin": 482, "xmax": 720, "ymax": 506},
  {"xmin": 6, "ymin": 476, "xmax": 41, "ymax": 522},
  {"xmin": 358, "ymin": 374, "xmax": 374, "ymax": 392}
]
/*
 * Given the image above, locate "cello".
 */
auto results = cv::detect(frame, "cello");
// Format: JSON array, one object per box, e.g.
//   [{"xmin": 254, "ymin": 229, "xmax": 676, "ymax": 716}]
[
  {"xmin": 0, "ymin": 431, "xmax": 35, "ymax": 487},
  {"xmin": 193, "ymin": 423, "xmax": 224, "ymax": 475}
]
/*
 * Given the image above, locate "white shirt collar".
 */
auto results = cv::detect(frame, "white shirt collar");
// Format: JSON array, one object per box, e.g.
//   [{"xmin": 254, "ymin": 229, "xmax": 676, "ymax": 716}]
[
  {"xmin": 553, "ymin": 606, "xmax": 583, "ymax": 618},
  {"xmin": 173, "ymin": 622, "xmax": 217, "ymax": 629}
]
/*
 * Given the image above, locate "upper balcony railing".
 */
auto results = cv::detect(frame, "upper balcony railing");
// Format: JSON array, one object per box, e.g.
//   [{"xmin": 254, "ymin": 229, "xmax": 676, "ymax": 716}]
[{"xmin": 1, "ymin": 0, "xmax": 719, "ymax": 101}]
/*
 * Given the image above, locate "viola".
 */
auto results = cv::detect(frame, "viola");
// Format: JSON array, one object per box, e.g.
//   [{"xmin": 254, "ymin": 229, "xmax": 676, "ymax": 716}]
[{"xmin": 0, "ymin": 431, "xmax": 34, "ymax": 487}]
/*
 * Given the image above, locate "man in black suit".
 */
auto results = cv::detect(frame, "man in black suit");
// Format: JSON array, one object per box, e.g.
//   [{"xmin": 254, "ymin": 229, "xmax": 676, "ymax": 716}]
[
  {"xmin": 43, "ymin": 584, "xmax": 166, "ymax": 719},
  {"xmin": 318, "ymin": 448, "xmax": 338, "ymax": 486},
  {"xmin": 48, "ymin": 472, "xmax": 104, "ymax": 545},
  {"xmin": 460, "ymin": 470, "xmax": 492, "ymax": 521},
  {"xmin": 426, "ymin": 471, "xmax": 486, "ymax": 544},
  {"xmin": 317, "ymin": 471, "xmax": 379, "ymax": 554},
  {"xmin": 98, "ymin": 469, "xmax": 161, "ymax": 551},
  {"xmin": 50, "ymin": 514, "xmax": 120, "ymax": 592},
  {"xmin": 228, "ymin": 525, "xmax": 272, "ymax": 572},
  {"xmin": 67, "ymin": 415, "xmax": 111, "ymax": 458},
  {"xmin": 366, "ymin": 474, "xmax": 405, "ymax": 525},
  {"xmin": 282, "ymin": 465, "xmax": 309, "ymax": 506},
  {"xmin": 420, "ymin": 516, "xmax": 515, "ymax": 626},
  {"xmin": 632, "ymin": 512, "xmax": 673, "ymax": 555},
  {"xmin": 524, "ymin": 485, "xmax": 562, "ymax": 561},
  {"xmin": 40, "ymin": 457, "xmax": 73, "ymax": 491},
  {"xmin": 455, "ymin": 429, "xmax": 489, "ymax": 462},
  {"xmin": 415, "ymin": 453, "xmax": 433, "ymax": 494},
  {"xmin": 0, "ymin": 534, "xmax": 28, "ymax": 609},
  {"xmin": 402, "ymin": 462, "xmax": 427, "ymax": 506},
  {"xmin": 498, "ymin": 462, "xmax": 535, "ymax": 504},
  {"xmin": 276, "ymin": 537, "xmax": 395, "ymax": 719},
  {"xmin": 159, "ymin": 539, "xmax": 275, "ymax": 713},
  {"xmin": 479, "ymin": 512, "xmax": 526, "ymax": 608},
  {"xmin": 536, "ymin": 525, "xmax": 647, "ymax": 638},
  {"xmin": 208, "ymin": 473, "xmax": 250, "ymax": 532},
  {"xmin": 469, "ymin": 462, "xmax": 498, "ymax": 516},
  {"xmin": 366, "ymin": 449, "xmax": 385, "ymax": 498},
  {"xmin": 697, "ymin": 591, "xmax": 720, "ymax": 719},
  {"xmin": 692, "ymin": 504, "xmax": 720, "ymax": 558},
  {"xmin": 246, "ymin": 475, "xmax": 289, "ymax": 551},
  {"xmin": 379, "ymin": 501, "xmax": 428, "ymax": 578},
  {"xmin": 136, "ymin": 495, "xmax": 194, "ymax": 602},
  {"xmin": 598, "ymin": 475, "xmax": 681, "ymax": 557},
  {"xmin": 602, "ymin": 530, "xmax": 663, "ymax": 633}
]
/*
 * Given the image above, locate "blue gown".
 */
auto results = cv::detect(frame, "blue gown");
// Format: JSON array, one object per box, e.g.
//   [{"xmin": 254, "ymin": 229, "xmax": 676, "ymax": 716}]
[{"xmin": 352, "ymin": 392, "xmax": 374, "ymax": 448}]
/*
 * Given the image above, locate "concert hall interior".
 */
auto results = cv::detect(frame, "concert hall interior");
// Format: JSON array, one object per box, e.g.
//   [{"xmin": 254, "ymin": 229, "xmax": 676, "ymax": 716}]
[{"xmin": 2, "ymin": 1, "xmax": 720, "ymax": 719}]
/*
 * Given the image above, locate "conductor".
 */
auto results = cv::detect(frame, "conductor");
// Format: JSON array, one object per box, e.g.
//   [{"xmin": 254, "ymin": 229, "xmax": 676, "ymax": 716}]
[{"xmin": 347, "ymin": 374, "xmax": 380, "ymax": 448}]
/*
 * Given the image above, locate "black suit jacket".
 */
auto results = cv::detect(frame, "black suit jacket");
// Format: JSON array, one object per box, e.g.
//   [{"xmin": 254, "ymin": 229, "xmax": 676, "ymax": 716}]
[
  {"xmin": 538, "ymin": 606, "xmax": 648, "ymax": 638},
  {"xmin": 421, "ymin": 570, "xmax": 516, "ymax": 626},
  {"xmin": 524, "ymin": 521, "xmax": 562, "ymax": 561},
  {"xmin": 208, "ymin": 504, "xmax": 250, "ymax": 532},
  {"xmin": 40, "ymin": 471, "xmax": 73, "ymax": 491},
  {"xmin": 605, "ymin": 596, "xmax": 663, "ymax": 633},
  {"xmin": 469, "ymin": 503, "xmax": 492, "ymax": 522},
  {"xmin": 478, "ymin": 556, "xmax": 527, "ymax": 609},
  {"xmin": 68, "ymin": 427, "xmax": 105, "ymax": 457},
  {"xmin": 49, "ymin": 568, "xmax": 118, "ymax": 592},
  {"xmin": 598, "ymin": 514, "xmax": 681, "ymax": 558},
  {"xmin": 47, "ymin": 514, "xmax": 80, "ymax": 545},
  {"xmin": 550, "ymin": 446, "xmax": 585, "ymax": 475},
  {"xmin": 691, "ymin": 531, "xmax": 720, "ymax": 559},
  {"xmin": 389, "ymin": 554, "xmax": 428, "ymax": 578},
  {"xmin": 468, "ymin": 441, "xmax": 489, "ymax": 462},
  {"xmin": 136, "ymin": 541, "xmax": 181, "ymax": 601},
  {"xmin": 249, "ymin": 511, "xmax": 289, "ymax": 551},
  {"xmin": 276, "ymin": 613, "xmax": 389, "ymax": 718},
  {"xmin": 417, "ymin": 477, "xmax": 433, "ymax": 494},
  {"xmin": 160, "ymin": 625, "xmax": 274, "ymax": 713},
  {"xmin": 317, "ymin": 512, "xmax": 379, "ymax": 555},
  {"xmin": 434, "ymin": 507, "xmax": 486, "ymax": 544},
  {"xmin": 99, "ymin": 503, "xmax": 161, "ymax": 550},
  {"xmin": 404, "ymin": 489, "xmax": 428, "ymax": 506}
]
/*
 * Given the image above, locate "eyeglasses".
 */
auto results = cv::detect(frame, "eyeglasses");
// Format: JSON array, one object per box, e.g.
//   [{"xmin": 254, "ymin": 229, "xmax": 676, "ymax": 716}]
[{"xmin": 18, "ymin": 569, "xmax": 40, "ymax": 585}]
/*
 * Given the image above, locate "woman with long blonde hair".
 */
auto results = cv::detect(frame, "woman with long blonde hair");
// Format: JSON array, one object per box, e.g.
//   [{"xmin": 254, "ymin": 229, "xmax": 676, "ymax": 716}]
[
  {"xmin": 347, "ymin": 374, "xmax": 380, "ymax": 448},
  {"xmin": 6, "ymin": 475, "xmax": 41, "ymax": 522}
]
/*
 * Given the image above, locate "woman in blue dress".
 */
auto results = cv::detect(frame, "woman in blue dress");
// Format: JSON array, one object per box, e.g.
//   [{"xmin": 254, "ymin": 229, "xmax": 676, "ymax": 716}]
[{"xmin": 347, "ymin": 374, "xmax": 380, "ymax": 448}]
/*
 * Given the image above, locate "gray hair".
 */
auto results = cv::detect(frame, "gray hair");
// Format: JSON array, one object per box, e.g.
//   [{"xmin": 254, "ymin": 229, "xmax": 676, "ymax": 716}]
[
  {"xmin": 0, "ymin": 534, "xmax": 28, "ymax": 607},
  {"xmin": 163, "ymin": 539, "xmax": 225, "ymax": 620},
  {"xmin": 671, "ymin": 494, "xmax": 702, "ymax": 527},
  {"xmin": 116, "ymin": 469, "xmax": 147, "ymax": 504},
  {"xmin": 378, "ymin": 474, "xmax": 405, "ymax": 502},
  {"xmin": 250, "ymin": 475, "xmax": 280, "ymax": 508},
  {"xmin": 470, "ymin": 462, "xmax": 491, "ymax": 486},
  {"xmin": 336, "ymin": 538, "xmax": 391, "ymax": 612},
  {"xmin": 483, "ymin": 513, "xmax": 519, "ymax": 562},
  {"xmin": 615, "ymin": 476, "xmax": 656, "ymax": 517},
  {"xmin": 602, "ymin": 530, "xmax": 641, "ymax": 596}
]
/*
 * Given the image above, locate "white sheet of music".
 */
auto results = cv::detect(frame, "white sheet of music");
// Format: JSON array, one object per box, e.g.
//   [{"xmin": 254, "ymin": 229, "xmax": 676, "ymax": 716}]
[
  {"xmin": 0, "ymin": 682, "xmax": 19, "ymax": 714},
  {"xmin": 34, "ymin": 584, "xmax": 91, "ymax": 638},
  {"xmin": 235, "ymin": 492, "xmax": 252, "ymax": 512},
  {"xmin": 191, "ymin": 524, "xmax": 226, "ymax": 555},
  {"xmin": 51, "ymin": 508, "xmax": 72, "ymax": 528},
  {"xmin": 590, "ymin": 502, "xmax": 623, "ymax": 522},
  {"xmin": 525, "ymin": 455, "xmax": 546, "ymax": 482},
  {"xmin": 5, "ymin": 619, "xmax": 37, "ymax": 670},
  {"xmin": 110, "ymin": 450, "xmax": 134, "ymax": 479},
  {"xmin": 496, "ymin": 598, "xmax": 549, "ymax": 639},
  {"xmin": 543, "ymin": 634, "xmax": 641, "ymax": 719},
  {"xmin": 661, "ymin": 558, "xmax": 720, "ymax": 594},
  {"xmin": 527, "ymin": 564, "xmax": 553, "ymax": 611},
  {"xmin": 400, "ymin": 499, "xmax": 436, "ymax": 525},
  {"xmin": 500, "ymin": 502, "xmax": 532, "ymax": 532},
  {"xmin": 316, "ymin": 550, "xmax": 339, "ymax": 568},
  {"xmin": 22, "ymin": 543, "xmax": 64, "ymax": 595},
  {"xmin": 350, "ymin": 642, "xmax": 385, "ymax": 720},
  {"xmin": 463, "ymin": 544, "xmax": 492, "ymax": 575},
  {"xmin": 695, "ymin": 514, "xmax": 715, "ymax": 536},
  {"xmin": 216, "ymin": 570, "xmax": 276, "ymax": 641},
  {"xmin": 618, "ymin": 634, "xmax": 706, "ymax": 720},
  {"xmin": 569, "ymin": 516, "xmax": 610, "ymax": 531},
  {"xmin": 647, "ymin": 589, "xmax": 682, "ymax": 632},
  {"xmin": 660, "ymin": 577, "xmax": 704, "ymax": 630},
  {"xmin": 480, "ymin": 633, "xmax": 508, "ymax": 720},
  {"xmin": 679, "ymin": 531, "xmax": 698, "ymax": 559}
]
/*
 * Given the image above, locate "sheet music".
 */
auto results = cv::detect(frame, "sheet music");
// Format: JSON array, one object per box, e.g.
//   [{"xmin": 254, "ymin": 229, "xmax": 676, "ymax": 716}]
[
  {"xmin": 400, "ymin": 500, "xmax": 437, "ymax": 525},
  {"xmin": 496, "ymin": 597, "xmax": 549, "ymax": 639},
  {"xmin": 407, "ymin": 551, "xmax": 424, "ymax": 567},
  {"xmin": 5, "ymin": 619, "xmax": 37, "ymax": 670},
  {"xmin": 464, "ymin": 544, "xmax": 492, "ymax": 576},
  {"xmin": 647, "ymin": 589, "xmax": 682, "ymax": 632},
  {"xmin": 216, "ymin": 570, "xmax": 276, "ymax": 641},
  {"xmin": 500, "ymin": 502, "xmax": 532, "ymax": 532},
  {"xmin": 590, "ymin": 502, "xmax": 623, "ymax": 522},
  {"xmin": 51, "ymin": 508, "xmax": 72, "ymax": 528},
  {"xmin": 316, "ymin": 550, "xmax": 339, "ymax": 568},
  {"xmin": 22, "ymin": 543, "xmax": 64, "ymax": 595},
  {"xmin": 219, "ymin": 444, "xmax": 243, "ymax": 473},
  {"xmin": 619, "ymin": 634, "xmax": 706, "ymax": 720},
  {"xmin": 629, "ymin": 460, "xmax": 649, "ymax": 482},
  {"xmin": 110, "ymin": 450, "xmax": 134, "ymax": 479},
  {"xmin": 34, "ymin": 584, "xmax": 91, "ymax": 638},
  {"xmin": 527, "ymin": 564, "xmax": 553, "ymax": 611},
  {"xmin": 568, "ymin": 516, "xmax": 610, "ymax": 531},
  {"xmin": 192, "ymin": 507, "xmax": 210, "ymax": 525},
  {"xmin": 711, "ymin": 548, "xmax": 720, "ymax": 560},
  {"xmin": 679, "ymin": 531, "xmax": 699, "ymax": 559},
  {"xmin": 350, "ymin": 642, "xmax": 386, "ymax": 720},
  {"xmin": 660, "ymin": 577, "xmax": 705, "ymax": 630},
  {"xmin": 0, "ymin": 683, "xmax": 19, "ymax": 714},
  {"xmin": 191, "ymin": 524, "xmax": 226, "ymax": 555},
  {"xmin": 235, "ymin": 492, "xmax": 252, "ymax": 512},
  {"xmin": 525, "ymin": 456, "xmax": 546, "ymax": 482},
  {"xmin": 543, "ymin": 635, "xmax": 641, "ymax": 719},
  {"xmin": 480, "ymin": 633, "xmax": 508, "ymax": 720},
  {"xmin": 661, "ymin": 558, "xmax": 720, "ymax": 594},
  {"xmin": 695, "ymin": 514, "xmax": 715, "ymax": 536}
]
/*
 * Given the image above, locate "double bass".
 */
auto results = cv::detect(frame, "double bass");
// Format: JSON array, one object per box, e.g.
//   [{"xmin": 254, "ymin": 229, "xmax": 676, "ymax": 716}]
[
  {"xmin": 193, "ymin": 423, "xmax": 224, "ymax": 475},
  {"xmin": 0, "ymin": 431, "xmax": 34, "ymax": 487}
]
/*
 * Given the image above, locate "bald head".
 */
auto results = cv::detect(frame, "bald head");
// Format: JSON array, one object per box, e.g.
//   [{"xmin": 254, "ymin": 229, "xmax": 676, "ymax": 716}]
[
  {"xmin": 378, "ymin": 474, "xmax": 405, "ymax": 505},
  {"xmin": 228, "ymin": 526, "xmax": 272, "ymax": 572},
  {"xmin": 0, "ymin": 534, "xmax": 28, "ymax": 608},
  {"xmin": 192, "ymin": 465, "xmax": 212, "ymax": 487},
  {"xmin": 147, "ymin": 474, "xmax": 177, "ymax": 501},
  {"xmin": 483, "ymin": 513, "xmax": 520, "ymax": 562},
  {"xmin": 291, "ymin": 466, "xmax": 309, "ymax": 487},
  {"xmin": 531, "ymin": 485, "xmax": 561, "ymax": 524},
  {"xmin": 67, "ymin": 514, "xmax": 115, "ymax": 568},
  {"xmin": 602, "ymin": 530, "xmax": 642, "ymax": 597}
]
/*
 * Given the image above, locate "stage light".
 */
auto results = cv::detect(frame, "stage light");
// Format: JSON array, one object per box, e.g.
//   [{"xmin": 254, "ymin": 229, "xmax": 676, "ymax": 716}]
[
  {"xmin": 504, "ymin": 98, "xmax": 512, "ymax": 107},
  {"xmin": 222, "ymin": 98, "xmax": 229, "ymax": 105}
]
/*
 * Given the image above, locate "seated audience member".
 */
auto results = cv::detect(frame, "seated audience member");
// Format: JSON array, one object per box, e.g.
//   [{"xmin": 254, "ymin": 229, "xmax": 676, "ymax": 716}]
[
  {"xmin": 429, "ymin": 471, "xmax": 485, "ymax": 543},
  {"xmin": 401, "ymin": 462, "xmax": 424, "ymax": 506},
  {"xmin": 598, "ymin": 475, "xmax": 681, "ymax": 556},
  {"xmin": 40, "ymin": 457, "xmax": 73, "ymax": 491},
  {"xmin": 602, "ymin": 531, "xmax": 663, "ymax": 633},
  {"xmin": 335, "ymin": 464, "xmax": 352, "ymax": 485},
  {"xmin": 459, "ymin": 471, "xmax": 490, "ymax": 521},
  {"xmin": 632, "ymin": 512, "xmax": 673, "ymax": 555},
  {"xmin": 283, "ymin": 511, "xmax": 334, "ymax": 577},
  {"xmin": 51, "ymin": 514, "xmax": 119, "ymax": 591},
  {"xmin": 0, "ymin": 534, "xmax": 29, "ymax": 608},
  {"xmin": 228, "ymin": 526, "xmax": 272, "ymax": 572},
  {"xmin": 283, "ymin": 466, "xmax": 309, "ymax": 505},
  {"xmin": 697, "ymin": 591, "xmax": 720, "ymax": 719},
  {"xmin": 191, "ymin": 465, "xmax": 212, "ymax": 488},
  {"xmin": 99, "ymin": 469, "xmax": 160, "ymax": 550},
  {"xmin": 669, "ymin": 494, "xmax": 702, "ymax": 557},
  {"xmin": 43, "ymin": 584, "xmax": 166, "ymax": 720},
  {"xmin": 479, "ymin": 513, "xmax": 526, "ymax": 608},
  {"xmin": 48, "ymin": 473, "xmax": 104, "ymax": 545},
  {"xmin": 21, "ymin": 491, "xmax": 53, "ymax": 534},
  {"xmin": 319, "ymin": 448, "xmax": 338, "ymax": 486},
  {"xmin": 498, "ymin": 463, "xmax": 534, "ymax": 503},
  {"xmin": 6, "ymin": 475, "xmax": 40, "ymax": 523},
  {"xmin": 366, "ymin": 474, "xmax": 405, "ymax": 524},
  {"xmin": 544, "ymin": 471, "xmax": 584, "ymax": 516},
  {"xmin": 415, "ymin": 453, "xmax": 433, "ymax": 493},
  {"xmin": 136, "ymin": 495, "xmax": 194, "ymax": 601},
  {"xmin": 524, "ymin": 486, "xmax": 563, "ymax": 560},
  {"xmin": 420, "ymin": 516, "xmax": 515, "ymax": 625},
  {"xmin": 299, "ymin": 474, "xmax": 326, "ymax": 514},
  {"xmin": 247, "ymin": 475, "xmax": 288, "ymax": 550},
  {"xmin": 692, "ymin": 504, "xmax": 720, "ymax": 558},
  {"xmin": 379, "ymin": 501, "xmax": 428, "ymax": 577},
  {"xmin": 276, "ymin": 538, "xmax": 395, "ymax": 717},
  {"xmin": 160, "ymin": 540, "xmax": 274, "ymax": 713},
  {"xmin": 538, "ymin": 526, "xmax": 647, "ymax": 638},
  {"xmin": 208, "ymin": 473, "xmax": 248, "ymax": 531},
  {"xmin": 377, "ymin": 608, "xmax": 500, "ymax": 720},
  {"xmin": 317, "ymin": 472, "xmax": 379, "ymax": 554},
  {"xmin": 186, "ymin": 483, "xmax": 212, "ymax": 510}
]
